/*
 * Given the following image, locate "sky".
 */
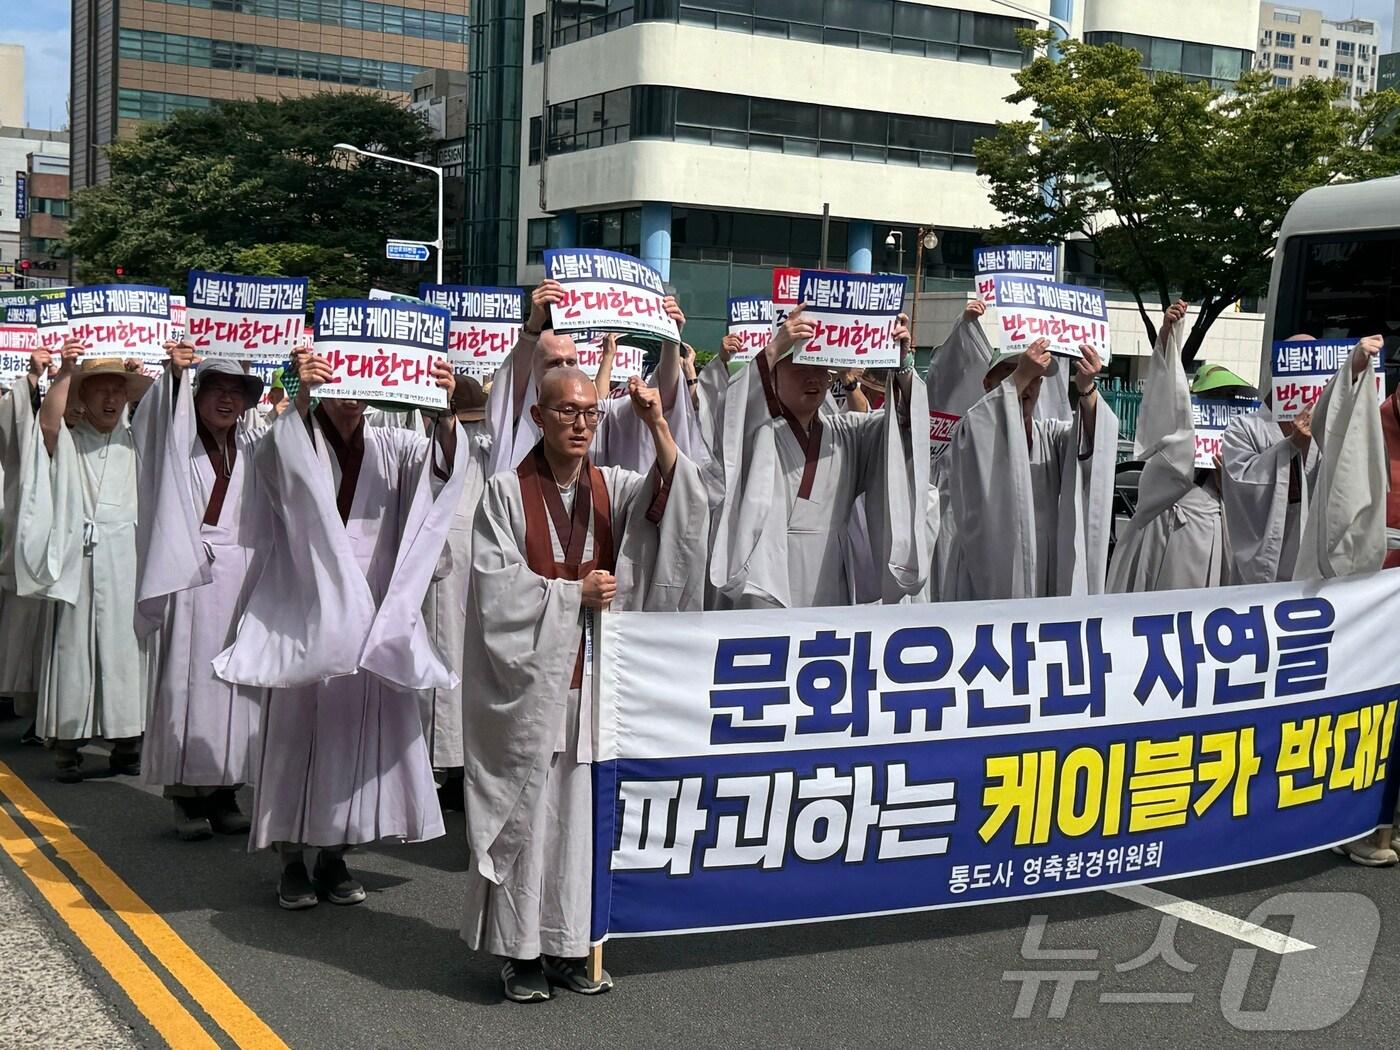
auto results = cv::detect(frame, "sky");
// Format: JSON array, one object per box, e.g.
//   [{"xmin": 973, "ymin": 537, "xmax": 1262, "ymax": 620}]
[{"xmin": 0, "ymin": 0, "xmax": 1395, "ymax": 130}]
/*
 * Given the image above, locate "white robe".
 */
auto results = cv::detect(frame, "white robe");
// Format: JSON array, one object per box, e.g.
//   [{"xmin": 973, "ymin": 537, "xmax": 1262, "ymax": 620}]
[
  {"xmin": 1107, "ymin": 323, "xmax": 1228, "ymax": 592},
  {"xmin": 215, "ymin": 410, "xmax": 466, "ymax": 849},
  {"xmin": 0, "ymin": 381, "xmax": 43, "ymax": 708},
  {"xmin": 461, "ymin": 452, "xmax": 707, "ymax": 957},
  {"xmin": 131, "ymin": 371, "xmax": 268, "ymax": 788},
  {"xmin": 1221, "ymin": 408, "xmax": 1319, "ymax": 584},
  {"xmin": 709, "ymin": 356, "xmax": 929, "ymax": 609},
  {"xmin": 17, "ymin": 419, "xmax": 146, "ymax": 742},
  {"xmin": 418, "ymin": 419, "xmax": 492, "ymax": 770},
  {"xmin": 941, "ymin": 381, "xmax": 1118, "ymax": 600}
]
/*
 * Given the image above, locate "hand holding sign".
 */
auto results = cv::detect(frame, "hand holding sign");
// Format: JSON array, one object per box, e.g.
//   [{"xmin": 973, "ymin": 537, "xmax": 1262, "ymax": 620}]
[
  {"xmin": 962, "ymin": 299, "xmax": 986, "ymax": 323},
  {"xmin": 894, "ymin": 312, "xmax": 911, "ymax": 358},
  {"xmin": 59, "ymin": 337, "xmax": 85, "ymax": 374},
  {"xmin": 1074, "ymin": 343, "xmax": 1104, "ymax": 396},
  {"xmin": 528, "ymin": 279, "xmax": 564, "ymax": 333},
  {"xmin": 430, "ymin": 356, "xmax": 456, "ymax": 402},
  {"xmin": 1162, "ymin": 299, "xmax": 1189, "ymax": 335},
  {"xmin": 719, "ymin": 334, "xmax": 741, "ymax": 363},
  {"xmin": 663, "ymin": 296, "xmax": 686, "ymax": 335},
  {"xmin": 166, "ymin": 339, "xmax": 201, "ymax": 375},
  {"xmin": 28, "ymin": 347, "xmax": 50, "ymax": 378},
  {"xmin": 1351, "ymin": 334, "xmax": 1384, "ymax": 379},
  {"xmin": 1289, "ymin": 404, "xmax": 1314, "ymax": 447},
  {"xmin": 1012, "ymin": 338, "xmax": 1052, "ymax": 395},
  {"xmin": 771, "ymin": 304, "xmax": 815, "ymax": 361}
]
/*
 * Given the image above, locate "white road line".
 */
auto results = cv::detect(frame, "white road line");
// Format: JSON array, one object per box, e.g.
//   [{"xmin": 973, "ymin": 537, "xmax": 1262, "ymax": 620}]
[{"xmin": 1107, "ymin": 884, "xmax": 1316, "ymax": 955}]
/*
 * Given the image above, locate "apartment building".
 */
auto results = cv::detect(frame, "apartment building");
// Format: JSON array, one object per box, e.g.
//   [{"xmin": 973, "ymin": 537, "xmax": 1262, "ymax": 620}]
[{"xmin": 1257, "ymin": 3, "xmax": 1380, "ymax": 106}]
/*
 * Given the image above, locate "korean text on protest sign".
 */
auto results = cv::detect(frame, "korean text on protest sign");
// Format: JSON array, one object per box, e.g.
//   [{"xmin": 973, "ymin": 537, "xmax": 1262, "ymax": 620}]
[
  {"xmin": 992, "ymin": 276, "xmax": 1110, "ymax": 361},
  {"xmin": 0, "ymin": 320, "xmax": 38, "ymax": 381},
  {"xmin": 771, "ymin": 267, "xmax": 801, "ymax": 333},
  {"xmin": 65, "ymin": 284, "xmax": 171, "ymax": 362},
  {"xmin": 573, "ymin": 334, "xmax": 645, "ymax": 381},
  {"xmin": 419, "ymin": 283, "xmax": 524, "ymax": 377},
  {"xmin": 170, "ymin": 295, "xmax": 187, "ymax": 342},
  {"xmin": 974, "ymin": 244, "xmax": 1057, "ymax": 305},
  {"xmin": 187, "ymin": 271, "xmax": 307, "ymax": 362},
  {"xmin": 790, "ymin": 270, "xmax": 907, "ymax": 369},
  {"xmin": 727, "ymin": 296, "xmax": 776, "ymax": 363},
  {"xmin": 312, "ymin": 299, "xmax": 450, "ymax": 410},
  {"xmin": 1191, "ymin": 396, "xmax": 1258, "ymax": 468},
  {"xmin": 591, "ymin": 573, "xmax": 1400, "ymax": 942},
  {"xmin": 1270, "ymin": 339, "xmax": 1383, "ymax": 422},
  {"xmin": 544, "ymin": 248, "xmax": 680, "ymax": 343}
]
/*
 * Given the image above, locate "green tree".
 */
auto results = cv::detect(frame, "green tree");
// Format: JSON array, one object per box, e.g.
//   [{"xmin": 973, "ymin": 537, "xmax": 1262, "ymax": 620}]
[
  {"xmin": 975, "ymin": 32, "xmax": 1400, "ymax": 364},
  {"xmin": 66, "ymin": 92, "xmax": 435, "ymax": 295}
]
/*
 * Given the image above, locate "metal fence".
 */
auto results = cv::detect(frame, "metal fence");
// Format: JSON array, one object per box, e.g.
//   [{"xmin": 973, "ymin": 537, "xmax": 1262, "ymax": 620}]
[{"xmin": 1100, "ymin": 378, "xmax": 1144, "ymax": 460}]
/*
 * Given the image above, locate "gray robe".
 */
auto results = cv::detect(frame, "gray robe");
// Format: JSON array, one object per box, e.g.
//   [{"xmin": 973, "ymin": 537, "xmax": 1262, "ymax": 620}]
[
  {"xmin": 131, "ymin": 370, "xmax": 268, "ymax": 788},
  {"xmin": 418, "ymin": 419, "xmax": 492, "ymax": 770},
  {"xmin": 1107, "ymin": 323, "xmax": 1227, "ymax": 592},
  {"xmin": 215, "ymin": 410, "xmax": 466, "ymax": 850},
  {"xmin": 1221, "ymin": 407, "xmax": 1319, "ymax": 584},
  {"xmin": 708, "ymin": 356, "xmax": 929, "ymax": 609},
  {"xmin": 461, "ymin": 451, "xmax": 707, "ymax": 958},
  {"xmin": 16, "ymin": 418, "xmax": 146, "ymax": 742},
  {"xmin": 0, "ymin": 381, "xmax": 43, "ymax": 710},
  {"xmin": 941, "ymin": 381, "xmax": 1118, "ymax": 600}
]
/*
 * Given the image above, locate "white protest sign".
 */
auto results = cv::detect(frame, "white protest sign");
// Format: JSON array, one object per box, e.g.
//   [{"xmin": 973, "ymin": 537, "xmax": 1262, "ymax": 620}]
[
  {"xmin": 544, "ymin": 248, "xmax": 680, "ymax": 342},
  {"xmin": 726, "ymin": 296, "xmax": 774, "ymax": 363},
  {"xmin": 1270, "ymin": 339, "xmax": 1382, "ymax": 422},
  {"xmin": 1191, "ymin": 396, "xmax": 1259, "ymax": 468},
  {"xmin": 0, "ymin": 323, "xmax": 38, "ymax": 381},
  {"xmin": 419, "ymin": 283, "xmax": 524, "ymax": 378},
  {"xmin": 573, "ymin": 335, "xmax": 645, "ymax": 381},
  {"xmin": 974, "ymin": 244, "xmax": 1057, "ymax": 304},
  {"xmin": 313, "ymin": 299, "xmax": 450, "ymax": 409},
  {"xmin": 34, "ymin": 298, "xmax": 69, "ymax": 352},
  {"xmin": 64, "ymin": 285, "xmax": 171, "ymax": 362},
  {"xmin": 789, "ymin": 270, "xmax": 906, "ymax": 369},
  {"xmin": 929, "ymin": 410, "xmax": 960, "ymax": 460},
  {"xmin": 170, "ymin": 295, "xmax": 187, "ymax": 341},
  {"xmin": 991, "ymin": 276, "xmax": 1110, "ymax": 361},
  {"xmin": 187, "ymin": 271, "xmax": 307, "ymax": 362}
]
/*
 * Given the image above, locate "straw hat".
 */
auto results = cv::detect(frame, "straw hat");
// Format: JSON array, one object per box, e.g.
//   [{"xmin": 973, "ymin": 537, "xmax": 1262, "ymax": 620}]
[{"xmin": 71, "ymin": 358, "xmax": 154, "ymax": 401}]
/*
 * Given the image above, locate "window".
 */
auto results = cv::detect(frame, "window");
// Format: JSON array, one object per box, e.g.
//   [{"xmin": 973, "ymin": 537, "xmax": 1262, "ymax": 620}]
[
  {"xmin": 546, "ymin": 86, "xmax": 993, "ymax": 169},
  {"xmin": 528, "ymin": 116, "xmax": 541, "ymax": 164},
  {"xmin": 1337, "ymin": 63, "xmax": 1353, "ymax": 77},
  {"xmin": 144, "ymin": 0, "xmax": 468, "ymax": 44},
  {"xmin": 1273, "ymin": 9, "xmax": 1301, "ymax": 22},
  {"xmin": 1300, "ymin": 56, "xmax": 1311, "ymax": 66},
  {"xmin": 1086, "ymin": 32, "xmax": 1253, "ymax": 90},
  {"xmin": 577, "ymin": 208, "xmax": 642, "ymax": 258},
  {"xmin": 1261, "ymin": 29, "xmax": 1272, "ymax": 44},
  {"xmin": 550, "ymin": 0, "xmax": 1030, "ymax": 67},
  {"xmin": 1302, "ymin": 34, "xmax": 1312, "ymax": 44},
  {"xmin": 117, "ymin": 88, "xmax": 215, "ymax": 122},
  {"xmin": 28, "ymin": 197, "xmax": 72, "ymax": 218},
  {"xmin": 532, "ymin": 13, "xmax": 545, "ymax": 63},
  {"xmin": 1337, "ymin": 41, "xmax": 1355, "ymax": 57},
  {"xmin": 1276, "ymin": 32, "xmax": 1295, "ymax": 48},
  {"xmin": 1319, "ymin": 58, "xmax": 1329, "ymax": 69},
  {"xmin": 1275, "ymin": 54, "xmax": 1293, "ymax": 70},
  {"xmin": 1320, "ymin": 37, "xmax": 1330, "ymax": 46},
  {"xmin": 1274, "ymin": 75, "xmax": 1292, "ymax": 87},
  {"xmin": 526, "ymin": 216, "xmax": 564, "ymax": 264}
]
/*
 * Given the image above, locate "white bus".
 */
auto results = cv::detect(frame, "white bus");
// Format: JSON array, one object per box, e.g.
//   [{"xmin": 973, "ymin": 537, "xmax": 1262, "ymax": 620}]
[{"xmin": 1263, "ymin": 174, "xmax": 1400, "ymax": 386}]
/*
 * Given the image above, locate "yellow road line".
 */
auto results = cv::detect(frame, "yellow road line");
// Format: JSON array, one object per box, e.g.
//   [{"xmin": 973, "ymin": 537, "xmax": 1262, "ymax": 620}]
[
  {"xmin": 0, "ymin": 803, "xmax": 219, "ymax": 1049},
  {"xmin": 0, "ymin": 762, "xmax": 289, "ymax": 1050}
]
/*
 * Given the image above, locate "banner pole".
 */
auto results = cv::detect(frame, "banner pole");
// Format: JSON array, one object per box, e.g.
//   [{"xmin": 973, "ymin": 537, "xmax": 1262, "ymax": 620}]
[{"xmin": 588, "ymin": 944, "xmax": 604, "ymax": 983}]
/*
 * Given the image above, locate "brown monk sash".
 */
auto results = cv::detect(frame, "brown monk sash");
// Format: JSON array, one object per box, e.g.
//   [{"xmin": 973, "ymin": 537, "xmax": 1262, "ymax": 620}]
[
  {"xmin": 315, "ymin": 405, "xmax": 365, "ymax": 525},
  {"xmin": 195, "ymin": 420, "xmax": 236, "ymax": 527},
  {"xmin": 755, "ymin": 351, "xmax": 823, "ymax": 500},
  {"xmin": 518, "ymin": 444, "xmax": 615, "ymax": 688}
]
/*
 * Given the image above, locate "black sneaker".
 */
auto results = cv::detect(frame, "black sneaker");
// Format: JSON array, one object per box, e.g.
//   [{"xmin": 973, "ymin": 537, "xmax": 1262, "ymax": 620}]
[
  {"xmin": 543, "ymin": 954, "xmax": 614, "ymax": 995},
  {"xmin": 55, "ymin": 754, "xmax": 83, "ymax": 784},
  {"xmin": 501, "ymin": 958, "xmax": 551, "ymax": 1004},
  {"xmin": 19, "ymin": 722, "xmax": 39, "ymax": 746},
  {"xmin": 207, "ymin": 789, "xmax": 251, "ymax": 836},
  {"xmin": 108, "ymin": 753, "xmax": 141, "ymax": 777},
  {"xmin": 312, "ymin": 853, "xmax": 366, "ymax": 906},
  {"xmin": 172, "ymin": 797, "xmax": 212, "ymax": 841},
  {"xmin": 277, "ymin": 862, "xmax": 319, "ymax": 911}
]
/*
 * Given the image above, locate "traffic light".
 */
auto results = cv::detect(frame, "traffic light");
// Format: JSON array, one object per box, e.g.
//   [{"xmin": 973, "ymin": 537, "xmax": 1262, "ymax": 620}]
[{"xmin": 115, "ymin": 266, "xmax": 125, "ymax": 277}]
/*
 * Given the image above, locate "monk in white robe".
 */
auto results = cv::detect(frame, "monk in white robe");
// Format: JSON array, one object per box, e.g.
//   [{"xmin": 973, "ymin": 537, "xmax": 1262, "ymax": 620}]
[
  {"xmin": 0, "ymin": 350, "xmax": 49, "ymax": 725},
  {"xmin": 484, "ymin": 279, "xmax": 702, "ymax": 474},
  {"xmin": 462, "ymin": 367, "xmax": 707, "ymax": 1003},
  {"xmin": 1108, "ymin": 302, "xmax": 1229, "ymax": 592},
  {"xmin": 921, "ymin": 300, "xmax": 997, "ymax": 602},
  {"xmin": 709, "ymin": 306, "xmax": 929, "ymax": 609},
  {"xmin": 214, "ymin": 349, "xmax": 465, "ymax": 911},
  {"xmin": 941, "ymin": 337, "xmax": 1117, "ymax": 600},
  {"xmin": 17, "ymin": 343, "xmax": 151, "ymax": 781},
  {"xmin": 418, "ymin": 377, "xmax": 492, "ymax": 807},
  {"xmin": 132, "ymin": 346, "xmax": 270, "ymax": 840}
]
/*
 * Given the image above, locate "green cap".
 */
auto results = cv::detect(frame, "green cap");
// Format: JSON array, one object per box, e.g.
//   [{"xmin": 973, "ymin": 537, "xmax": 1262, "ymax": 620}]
[{"xmin": 1191, "ymin": 363, "xmax": 1256, "ymax": 397}]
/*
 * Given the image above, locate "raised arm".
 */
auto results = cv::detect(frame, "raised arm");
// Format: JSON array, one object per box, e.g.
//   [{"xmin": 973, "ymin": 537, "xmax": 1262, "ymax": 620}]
[
  {"xmin": 654, "ymin": 295, "xmax": 686, "ymax": 410},
  {"xmin": 766, "ymin": 304, "xmax": 813, "ymax": 368},
  {"xmin": 594, "ymin": 333, "xmax": 616, "ymax": 398},
  {"xmin": 1073, "ymin": 343, "xmax": 1105, "ymax": 446},
  {"xmin": 628, "ymin": 375, "xmax": 677, "ymax": 477},
  {"xmin": 39, "ymin": 338, "xmax": 85, "ymax": 455},
  {"xmin": 514, "ymin": 279, "xmax": 564, "ymax": 416}
]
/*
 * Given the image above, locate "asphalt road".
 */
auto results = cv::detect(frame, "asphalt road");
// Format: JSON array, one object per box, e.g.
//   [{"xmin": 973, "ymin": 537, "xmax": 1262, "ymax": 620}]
[{"xmin": 2, "ymin": 712, "xmax": 1398, "ymax": 1050}]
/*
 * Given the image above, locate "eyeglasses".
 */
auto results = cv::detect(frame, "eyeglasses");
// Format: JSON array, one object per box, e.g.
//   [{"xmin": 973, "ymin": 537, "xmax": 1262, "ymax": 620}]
[{"xmin": 546, "ymin": 404, "xmax": 602, "ymax": 426}]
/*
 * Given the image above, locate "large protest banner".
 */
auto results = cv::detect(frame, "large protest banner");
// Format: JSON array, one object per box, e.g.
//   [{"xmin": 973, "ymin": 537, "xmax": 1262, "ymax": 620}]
[
  {"xmin": 1191, "ymin": 396, "xmax": 1258, "ymax": 468},
  {"xmin": 992, "ymin": 276, "xmax": 1110, "ymax": 361},
  {"xmin": 544, "ymin": 248, "xmax": 680, "ymax": 343},
  {"xmin": 65, "ymin": 285, "xmax": 171, "ymax": 361},
  {"xmin": 1270, "ymin": 339, "xmax": 1381, "ymax": 422},
  {"xmin": 974, "ymin": 244, "xmax": 1057, "ymax": 304},
  {"xmin": 789, "ymin": 270, "xmax": 906, "ymax": 369},
  {"xmin": 187, "ymin": 271, "xmax": 308, "ymax": 362},
  {"xmin": 591, "ymin": 573, "xmax": 1400, "ymax": 941},
  {"xmin": 312, "ymin": 298, "xmax": 450, "ymax": 410},
  {"xmin": 418, "ymin": 283, "xmax": 524, "ymax": 377},
  {"xmin": 726, "ymin": 296, "xmax": 776, "ymax": 362}
]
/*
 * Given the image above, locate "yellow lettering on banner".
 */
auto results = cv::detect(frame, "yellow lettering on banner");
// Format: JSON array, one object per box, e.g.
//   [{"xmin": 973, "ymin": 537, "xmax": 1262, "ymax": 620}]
[
  {"xmin": 981, "ymin": 744, "xmax": 1127, "ymax": 846},
  {"xmin": 1193, "ymin": 728, "xmax": 1260, "ymax": 819},
  {"xmin": 1276, "ymin": 701, "xmax": 1398, "ymax": 808},
  {"xmin": 980, "ymin": 751, "xmax": 1048, "ymax": 846},
  {"xmin": 1128, "ymin": 735, "xmax": 1194, "ymax": 832},
  {"xmin": 1055, "ymin": 747, "xmax": 1102, "ymax": 837}
]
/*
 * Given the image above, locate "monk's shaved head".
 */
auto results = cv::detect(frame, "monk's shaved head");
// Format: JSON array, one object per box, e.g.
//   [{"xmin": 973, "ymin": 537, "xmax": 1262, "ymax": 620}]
[
  {"xmin": 538, "ymin": 366, "xmax": 596, "ymax": 406},
  {"xmin": 532, "ymin": 330, "xmax": 579, "ymax": 386}
]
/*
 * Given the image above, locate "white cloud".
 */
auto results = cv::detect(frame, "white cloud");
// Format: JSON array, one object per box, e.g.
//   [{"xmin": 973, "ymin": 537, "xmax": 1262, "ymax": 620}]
[{"xmin": 4, "ymin": 28, "xmax": 71, "ymax": 130}]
